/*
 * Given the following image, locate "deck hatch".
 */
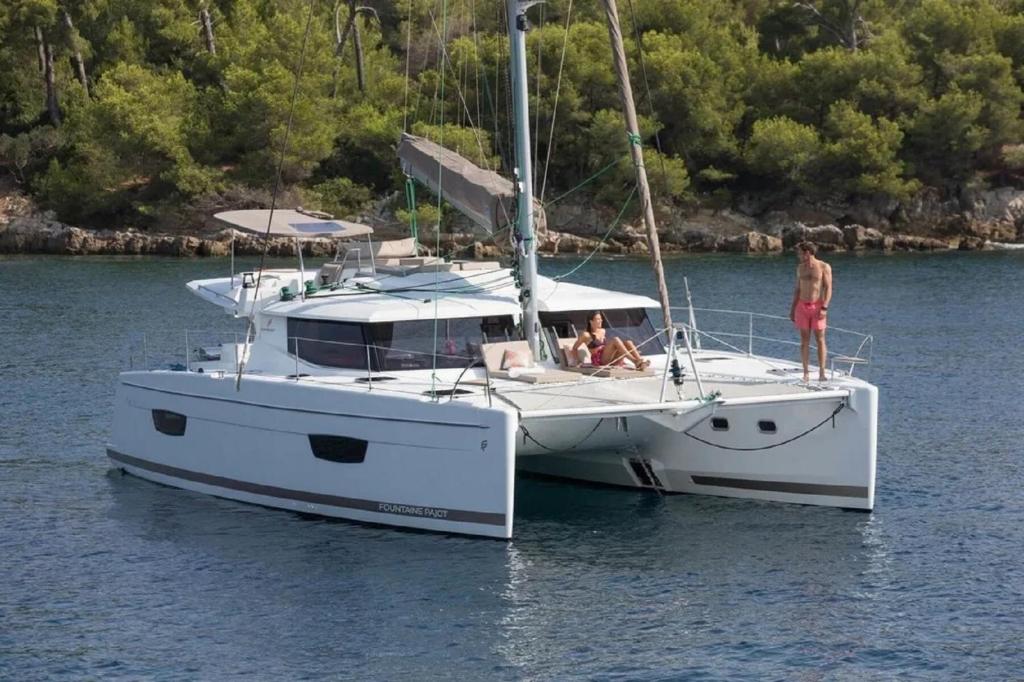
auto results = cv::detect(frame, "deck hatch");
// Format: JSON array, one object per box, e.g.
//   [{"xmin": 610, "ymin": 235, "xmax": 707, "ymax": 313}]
[
  {"xmin": 423, "ymin": 388, "xmax": 473, "ymax": 397},
  {"xmin": 309, "ymin": 435, "xmax": 368, "ymax": 463},
  {"xmin": 152, "ymin": 409, "xmax": 187, "ymax": 436}
]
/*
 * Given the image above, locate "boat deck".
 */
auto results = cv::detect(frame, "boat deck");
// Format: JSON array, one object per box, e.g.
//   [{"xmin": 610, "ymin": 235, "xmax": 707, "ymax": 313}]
[{"xmin": 491, "ymin": 350, "xmax": 850, "ymax": 414}]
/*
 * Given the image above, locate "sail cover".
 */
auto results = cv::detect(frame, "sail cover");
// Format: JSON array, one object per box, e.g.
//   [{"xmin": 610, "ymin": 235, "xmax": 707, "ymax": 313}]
[
  {"xmin": 214, "ymin": 210, "xmax": 374, "ymax": 239},
  {"xmin": 397, "ymin": 133, "xmax": 546, "ymax": 234}
]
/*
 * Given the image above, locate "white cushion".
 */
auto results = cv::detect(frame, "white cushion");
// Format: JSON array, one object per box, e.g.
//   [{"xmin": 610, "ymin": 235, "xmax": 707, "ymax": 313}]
[{"xmin": 373, "ymin": 238, "xmax": 417, "ymax": 259}]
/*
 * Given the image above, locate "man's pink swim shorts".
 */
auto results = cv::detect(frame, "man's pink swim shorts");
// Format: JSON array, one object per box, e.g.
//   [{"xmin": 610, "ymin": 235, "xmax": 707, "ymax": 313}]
[{"xmin": 794, "ymin": 300, "xmax": 826, "ymax": 331}]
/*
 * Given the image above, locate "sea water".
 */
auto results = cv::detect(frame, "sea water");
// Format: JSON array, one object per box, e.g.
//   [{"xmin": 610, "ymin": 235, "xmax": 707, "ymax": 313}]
[{"xmin": 1, "ymin": 252, "xmax": 1022, "ymax": 679}]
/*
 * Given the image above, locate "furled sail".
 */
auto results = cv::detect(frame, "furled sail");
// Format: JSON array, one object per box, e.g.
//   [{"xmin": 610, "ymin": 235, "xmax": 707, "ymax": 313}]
[{"xmin": 397, "ymin": 133, "xmax": 546, "ymax": 235}]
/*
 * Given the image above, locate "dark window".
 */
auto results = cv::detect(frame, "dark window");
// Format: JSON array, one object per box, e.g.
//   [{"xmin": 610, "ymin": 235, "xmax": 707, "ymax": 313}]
[
  {"xmin": 539, "ymin": 308, "xmax": 659, "ymax": 353},
  {"xmin": 309, "ymin": 435, "xmax": 368, "ymax": 463},
  {"xmin": 365, "ymin": 316, "xmax": 514, "ymax": 371},
  {"xmin": 758, "ymin": 420, "xmax": 777, "ymax": 434},
  {"xmin": 288, "ymin": 318, "xmax": 368, "ymax": 369},
  {"xmin": 288, "ymin": 316, "xmax": 514, "ymax": 371},
  {"xmin": 711, "ymin": 417, "xmax": 729, "ymax": 431},
  {"xmin": 152, "ymin": 409, "xmax": 187, "ymax": 436}
]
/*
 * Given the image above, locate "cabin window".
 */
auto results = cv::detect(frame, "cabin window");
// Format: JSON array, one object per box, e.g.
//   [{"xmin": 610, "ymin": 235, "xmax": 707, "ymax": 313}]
[
  {"xmin": 288, "ymin": 318, "xmax": 368, "ymax": 369},
  {"xmin": 309, "ymin": 435, "xmax": 368, "ymax": 463},
  {"xmin": 539, "ymin": 308, "xmax": 659, "ymax": 353},
  {"xmin": 152, "ymin": 409, "xmax": 187, "ymax": 436},
  {"xmin": 758, "ymin": 420, "xmax": 777, "ymax": 434},
  {"xmin": 365, "ymin": 316, "xmax": 514, "ymax": 371},
  {"xmin": 711, "ymin": 417, "xmax": 729, "ymax": 431},
  {"xmin": 287, "ymin": 316, "xmax": 514, "ymax": 371}
]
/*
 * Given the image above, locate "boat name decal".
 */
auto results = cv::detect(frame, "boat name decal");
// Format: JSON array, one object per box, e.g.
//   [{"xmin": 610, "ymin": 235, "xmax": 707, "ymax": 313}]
[{"xmin": 378, "ymin": 502, "xmax": 449, "ymax": 519}]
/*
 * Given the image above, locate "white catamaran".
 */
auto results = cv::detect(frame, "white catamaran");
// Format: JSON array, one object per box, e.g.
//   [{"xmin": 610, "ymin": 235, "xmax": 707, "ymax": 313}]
[{"xmin": 108, "ymin": 1, "xmax": 878, "ymax": 539}]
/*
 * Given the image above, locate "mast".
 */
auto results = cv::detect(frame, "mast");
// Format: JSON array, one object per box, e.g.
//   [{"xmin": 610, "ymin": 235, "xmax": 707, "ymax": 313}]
[
  {"xmin": 600, "ymin": 0, "xmax": 674, "ymax": 342},
  {"xmin": 507, "ymin": 0, "xmax": 542, "ymax": 359}
]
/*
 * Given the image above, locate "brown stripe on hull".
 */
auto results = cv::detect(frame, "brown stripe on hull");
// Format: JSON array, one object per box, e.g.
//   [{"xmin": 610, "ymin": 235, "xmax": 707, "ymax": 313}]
[
  {"xmin": 691, "ymin": 475, "xmax": 868, "ymax": 498},
  {"xmin": 108, "ymin": 449, "xmax": 506, "ymax": 526}
]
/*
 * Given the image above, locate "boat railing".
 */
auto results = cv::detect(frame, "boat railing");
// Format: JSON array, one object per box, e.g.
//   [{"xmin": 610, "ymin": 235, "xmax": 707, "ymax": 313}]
[
  {"xmin": 670, "ymin": 306, "xmax": 874, "ymax": 377},
  {"xmin": 125, "ymin": 329, "xmax": 490, "ymax": 401},
  {"xmin": 124, "ymin": 329, "xmax": 251, "ymax": 374}
]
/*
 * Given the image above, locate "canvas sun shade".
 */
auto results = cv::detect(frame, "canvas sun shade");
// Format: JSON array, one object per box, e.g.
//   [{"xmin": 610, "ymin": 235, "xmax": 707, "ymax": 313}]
[
  {"xmin": 397, "ymin": 133, "xmax": 546, "ymax": 235},
  {"xmin": 214, "ymin": 210, "xmax": 374, "ymax": 239}
]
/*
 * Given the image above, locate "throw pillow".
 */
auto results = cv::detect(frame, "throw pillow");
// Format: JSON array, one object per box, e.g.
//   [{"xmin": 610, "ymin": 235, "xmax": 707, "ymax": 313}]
[{"xmin": 501, "ymin": 348, "xmax": 531, "ymax": 370}]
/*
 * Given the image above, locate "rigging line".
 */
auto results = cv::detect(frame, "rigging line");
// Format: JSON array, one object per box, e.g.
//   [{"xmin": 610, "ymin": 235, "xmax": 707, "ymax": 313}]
[
  {"xmin": 553, "ymin": 184, "xmax": 637, "ymax": 282},
  {"xmin": 542, "ymin": 154, "xmax": 628, "ymax": 208},
  {"xmin": 519, "ymin": 419, "xmax": 605, "ymax": 453},
  {"xmin": 684, "ymin": 402, "xmax": 847, "ymax": 452},
  {"xmin": 330, "ymin": 263, "xmax": 516, "ymax": 293},
  {"xmin": 500, "ymin": 3, "xmax": 515, "ymax": 173},
  {"xmin": 236, "ymin": 0, "xmax": 317, "ymax": 390},
  {"xmin": 471, "ymin": 0, "xmax": 482, "ymax": 131},
  {"xmin": 431, "ymin": 0, "xmax": 449, "ymax": 399},
  {"xmin": 354, "ymin": 274, "xmax": 516, "ymax": 297},
  {"xmin": 325, "ymin": 262, "xmax": 509, "ymax": 292},
  {"xmin": 539, "ymin": 0, "xmax": 574, "ymax": 205},
  {"xmin": 479, "ymin": 62, "xmax": 509, "ymax": 175},
  {"xmin": 402, "ymin": 0, "xmax": 413, "ymax": 132},
  {"xmin": 410, "ymin": 9, "xmax": 435, "ymax": 128},
  {"xmin": 683, "ymin": 325, "xmax": 791, "ymax": 374},
  {"xmin": 428, "ymin": 32, "xmax": 442, "ymax": 126},
  {"xmin": 410, "ymin": 218, "xmax": 514, "ymax": 266},
  {"xmin": 533, "ymin": 1, "xmax": 545, "ymax": 191},
  {"xmin": 623, "ymin": 0, "xmax": 671, "ymax": 196},
  {"xmin": 425, "ymin": 7, "xmax": 493, "ymax": 170}
]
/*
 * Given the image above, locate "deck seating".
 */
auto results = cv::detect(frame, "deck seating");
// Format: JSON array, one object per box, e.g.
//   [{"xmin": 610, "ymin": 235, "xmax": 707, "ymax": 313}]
[
  {"xmin": 480, "ymin": 341, "xmax": 580, "ymax": 384},
  {"xmin": 554, "ymin": 337, "xmax": 656, "ymax": 378},
  {"xmin": 336, "ymin": 237, "xmax": 421, "ymax": 273}
]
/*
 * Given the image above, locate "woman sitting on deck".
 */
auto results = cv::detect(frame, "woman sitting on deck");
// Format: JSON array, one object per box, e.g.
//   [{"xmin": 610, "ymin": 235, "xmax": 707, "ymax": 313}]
[{"xmin": 572, "ymin": 311, "xmax": 649, "ymax": 370}]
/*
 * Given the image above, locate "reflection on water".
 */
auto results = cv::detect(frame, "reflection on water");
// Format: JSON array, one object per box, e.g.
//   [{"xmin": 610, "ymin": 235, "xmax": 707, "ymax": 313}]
[
  {"xmin": 2, "ymin": 252, "xmax": 1023, "ymax": 679},
  {"xmin": 496, "ymin": 478, "xmax": 886, "ymax": 677}
]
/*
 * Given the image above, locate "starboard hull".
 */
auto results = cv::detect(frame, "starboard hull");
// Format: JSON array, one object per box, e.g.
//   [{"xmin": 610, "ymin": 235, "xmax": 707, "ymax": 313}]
[{"xmin": 516, "ymin": 385, "xmax": 877, "ymax": 511}]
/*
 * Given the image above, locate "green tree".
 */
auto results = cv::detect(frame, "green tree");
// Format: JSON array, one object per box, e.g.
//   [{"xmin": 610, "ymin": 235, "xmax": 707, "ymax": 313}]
[
  {"xmin": 744, "ymin": 116, "xmax": 822, "ymax": 191},
  {"xmin": 38, "ymin": 63, "xmax": 217, "ymax": 222},
  {"xmin": 902, "ymin": 88, "xmax": 986, "ymax": 186},
  {"xmin": 817, "ymin": 100, "xmax": 917, "ymax": 199}
]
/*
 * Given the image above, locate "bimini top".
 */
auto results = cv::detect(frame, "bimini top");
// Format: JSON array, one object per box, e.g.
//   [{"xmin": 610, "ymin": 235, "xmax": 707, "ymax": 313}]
[{"xmin": 214, "ymin": 209, "xmax": 374, "ymax": 239}]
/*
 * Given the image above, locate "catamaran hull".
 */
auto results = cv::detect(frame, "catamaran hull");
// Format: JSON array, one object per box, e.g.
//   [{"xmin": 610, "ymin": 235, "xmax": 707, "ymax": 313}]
[
  {"xmin": 109, "ymin": 371, "xmax": 518, "ymax": 539},
  {"xmin": 516, "ymin": 385, "xmax": 877, "ymax": 511}
]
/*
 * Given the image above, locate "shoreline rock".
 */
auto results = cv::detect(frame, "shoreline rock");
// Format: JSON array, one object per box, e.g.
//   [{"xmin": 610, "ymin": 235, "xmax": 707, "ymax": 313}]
[{"xmin": 2, "ymin": 183, "xmax": 1022, "ymax": 257}]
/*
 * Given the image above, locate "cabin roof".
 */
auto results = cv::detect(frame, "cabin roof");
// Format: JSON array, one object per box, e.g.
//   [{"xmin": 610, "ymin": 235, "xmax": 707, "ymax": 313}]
[
  {"xmin": 264, "ymin": 269, "xmax": 522, "ymax": 322},
  {"xmin": 187, "ymin": 265, "xmax": 663, "ymax": 323},
  {"xmin": 535, "ymin": 278, "xmax": 660, "ymax": 311}
]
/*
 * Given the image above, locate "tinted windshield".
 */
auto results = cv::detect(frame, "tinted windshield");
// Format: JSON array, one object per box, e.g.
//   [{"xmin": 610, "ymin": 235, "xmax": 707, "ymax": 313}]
[
  {"xmin": 287, "ymin": 316, "xmax": 515, "ymax": 371},
  {"xmin": 367, "ymin": 316, "xmax": 514, "ymax": 370}
]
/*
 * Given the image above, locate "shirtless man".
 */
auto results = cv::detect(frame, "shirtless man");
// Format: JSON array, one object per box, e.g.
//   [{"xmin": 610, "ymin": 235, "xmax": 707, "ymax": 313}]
[{"xmin": 789, "ymin": 241, "xmax": 832, "ymax": 382}]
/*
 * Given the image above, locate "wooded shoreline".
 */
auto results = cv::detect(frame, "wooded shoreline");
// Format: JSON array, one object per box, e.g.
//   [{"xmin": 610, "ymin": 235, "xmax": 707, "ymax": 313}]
[
  {"xmin": 4, "ymin": 1, "xmax": 1024, "ymax": 259},
  {"xmin": 3, "ymin": 182, "xmax": 1021, "ymax": 257}
]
